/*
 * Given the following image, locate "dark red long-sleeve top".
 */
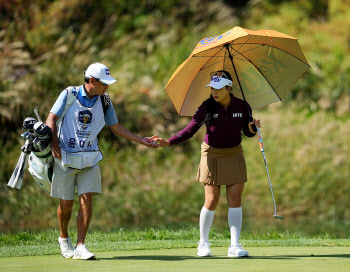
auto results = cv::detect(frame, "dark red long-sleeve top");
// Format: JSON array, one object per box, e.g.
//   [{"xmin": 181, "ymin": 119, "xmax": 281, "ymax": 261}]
[{"xmin": 168, "ymin": 95, "xmax": 256, "ymax": 148}]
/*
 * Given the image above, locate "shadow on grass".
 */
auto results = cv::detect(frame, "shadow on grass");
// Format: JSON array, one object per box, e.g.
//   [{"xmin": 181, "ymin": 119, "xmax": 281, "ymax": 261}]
[
  {"xmin": 98, "ymin": 255, "xmax": 252, "ymax": 261},
  {"xmin": 250, "ymin": 254, "xmax": 350, "ymax": 259},
  {"xmin": 97, "ymin": 254, "xmax": 350, "ymax": 261}
]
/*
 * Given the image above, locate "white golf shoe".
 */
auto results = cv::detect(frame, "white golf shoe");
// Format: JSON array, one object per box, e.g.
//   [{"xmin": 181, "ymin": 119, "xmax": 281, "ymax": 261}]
[
  {"xmin": 73, "ymin": 244, "xmax": 96, "ymax": 260},
  {"xmin": 197, "ymin": 241, "xmax": 212, "ymax": 257},
  {"xmin": 228, "ymin": 244, "xmax": 249, "ymax": 257},
  {"xmin": 58, "ymin": 236, "xmax": 74, "ymax": 259}
]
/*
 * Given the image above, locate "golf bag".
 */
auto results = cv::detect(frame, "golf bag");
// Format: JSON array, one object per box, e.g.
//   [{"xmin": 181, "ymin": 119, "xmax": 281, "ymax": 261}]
[
  {"xmin": 27, "ymin": 124, "xmax": 54, "ymax": 193},
  {"xmin": 8, "ymin": 86, "xmax": 111, "ymax": 193},
  {"xmin": 7, "ymin": 119, "xmax": 53, "ymax": 193},
  {"xmin": 7, "ymin": 87, "xmax": 78, "ymax": 193}
]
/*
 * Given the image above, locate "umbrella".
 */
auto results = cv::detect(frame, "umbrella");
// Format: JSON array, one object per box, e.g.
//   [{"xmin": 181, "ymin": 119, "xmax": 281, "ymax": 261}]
[
  {"xmin": 164, "ymin": 26, "xmax": 311, "ymax": 220},
  {"xmin": 164, "ymin": 26, "xmax": 310, "ymax": 117}
]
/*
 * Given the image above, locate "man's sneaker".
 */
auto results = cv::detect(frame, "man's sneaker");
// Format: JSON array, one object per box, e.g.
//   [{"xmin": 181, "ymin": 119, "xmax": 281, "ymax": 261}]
[
  {"xmin": 73, "ymin": 244, "xmax": 96, "ymax": 260},
  {"xmin": 197, "ymin": 241, "xmax": 212, "ymax": 257},
  {"xmin": 58, "ymin": 236, "xmax": 74, "ymax": 259},
  {"xmin": 228, "ymin": 244, "xmax": 249, "ymax": 257}
]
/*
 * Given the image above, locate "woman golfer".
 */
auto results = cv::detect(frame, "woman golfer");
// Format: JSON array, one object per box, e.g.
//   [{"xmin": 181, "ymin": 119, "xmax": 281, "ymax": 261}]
[{"xmin": 152, "ymin": 70, "xmax": 260, "ymax": 257}]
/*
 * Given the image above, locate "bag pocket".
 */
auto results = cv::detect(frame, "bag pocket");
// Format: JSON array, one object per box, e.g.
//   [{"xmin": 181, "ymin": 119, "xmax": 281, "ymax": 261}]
[{"xmin": 28, "ymin": 153, "xmax": 54, "ymax": 193}]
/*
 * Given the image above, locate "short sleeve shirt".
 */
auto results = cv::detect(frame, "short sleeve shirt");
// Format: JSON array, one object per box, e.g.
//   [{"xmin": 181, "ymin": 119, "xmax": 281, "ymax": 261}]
[{"xmin": 50, "ymin": 85, "xmax": 118, "ymax": 126}]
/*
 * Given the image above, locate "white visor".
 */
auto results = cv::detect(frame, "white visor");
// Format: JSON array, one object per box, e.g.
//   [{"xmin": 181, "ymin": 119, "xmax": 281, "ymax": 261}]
[{"xmin": 205, "ymin": 76, "xmax": 232, "ymax": 89}]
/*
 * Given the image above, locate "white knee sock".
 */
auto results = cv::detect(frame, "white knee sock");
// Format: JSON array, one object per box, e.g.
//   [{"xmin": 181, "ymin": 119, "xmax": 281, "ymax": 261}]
[
  {"xmin": 199, "ymin": 206, "xmax": 215, "ymax": 243},
  {"xmin": 228, "ymin": 207, "xmax": 242, "ymax": 246}
]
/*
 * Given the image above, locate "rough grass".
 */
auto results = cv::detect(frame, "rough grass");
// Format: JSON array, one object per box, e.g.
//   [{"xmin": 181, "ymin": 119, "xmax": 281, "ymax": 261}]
[{"xmin": 1, "ymin": 107, "xmax": 349, "ymax": 236}]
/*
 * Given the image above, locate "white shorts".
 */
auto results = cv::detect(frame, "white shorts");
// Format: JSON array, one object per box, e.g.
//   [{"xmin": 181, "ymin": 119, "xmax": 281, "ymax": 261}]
[{"xmin": 50, "ymin": 162, "xmax": 101, "ymax": 200}]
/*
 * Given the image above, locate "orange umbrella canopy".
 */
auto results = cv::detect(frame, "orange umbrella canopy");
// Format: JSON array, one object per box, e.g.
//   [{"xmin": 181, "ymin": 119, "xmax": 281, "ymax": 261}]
[{"xmin": 165, "ymin": 26, "xmax": 310, "ymax": 116}]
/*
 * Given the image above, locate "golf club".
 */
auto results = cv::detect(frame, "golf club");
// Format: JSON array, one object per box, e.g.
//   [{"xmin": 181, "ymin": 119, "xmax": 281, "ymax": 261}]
[
  {"xmin": 15, "ymin": 152, "xmax": 28, "ymax": 189},
  {"xmin": 23, "ymin": 117, "xmax": 37, "ymax": 132},
  {"xmin": 257, "ymin": 128, "xmax": 284, "ymax": 220},
  {"xmin": 34, "ymin": 108, "xmax": 43, "ymax": 122},
  {"xmin": 7, "ymin": 152, "xmax": 24, "ymax": 188},
  {"xmin": 7, "ymin": 148, "xmax": 29, "ymax": 190},
  {"xmin": 7, "ymin": 128, "xmax": 34, "ymax": 189}
]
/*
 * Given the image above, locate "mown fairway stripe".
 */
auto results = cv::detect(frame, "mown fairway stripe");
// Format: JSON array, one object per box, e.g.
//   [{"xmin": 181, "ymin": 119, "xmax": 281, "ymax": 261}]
[{"xmin": 0, "ymin": 247, "xmax": 349, "ymax": 272}]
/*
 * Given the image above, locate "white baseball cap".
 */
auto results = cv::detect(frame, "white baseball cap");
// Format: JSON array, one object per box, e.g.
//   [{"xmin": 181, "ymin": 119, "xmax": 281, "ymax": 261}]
[
  {"xmin": 84, "ymin": 62, "xmax": 117, "ymax": 84},
  {"xmin": 205, "ymin": 75, "xmax": 232, "ymax": 89}
]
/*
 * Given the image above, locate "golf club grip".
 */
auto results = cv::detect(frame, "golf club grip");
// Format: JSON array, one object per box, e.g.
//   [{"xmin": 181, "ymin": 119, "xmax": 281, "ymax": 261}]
[
  {"xmin": 34, "ymin": 109, "xmax": 42, "ymax": 122},
  {"xmin": 257, "ymin": 128, "xmax": 264, "ymax": 151},
  {"xmin": 249, "ymin": 116, "xmax": 257, "ymax": 133}
]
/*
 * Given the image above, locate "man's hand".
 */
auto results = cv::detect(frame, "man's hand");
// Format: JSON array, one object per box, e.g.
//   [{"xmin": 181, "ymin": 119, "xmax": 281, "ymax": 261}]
[
  {"xmin": 141, "ymin": 137, "xmax": 154, "ymax": 147},
  {"xmin": 46, "ymin": 112, "xmax": 61, "ymax": 159},
  {"xmin": 51, "ymin": 145, "xmax": 62, "ymax": 159}
]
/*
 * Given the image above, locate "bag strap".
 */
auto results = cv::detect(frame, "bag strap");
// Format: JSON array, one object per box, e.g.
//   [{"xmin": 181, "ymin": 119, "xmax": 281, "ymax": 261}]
[
  {"xmin": 56, "ymin": 86, "xmax": 78, "ymax": 126},
  {"xmin": 100, "ymin": 93, "xmax": 111, "ymax": 115}
]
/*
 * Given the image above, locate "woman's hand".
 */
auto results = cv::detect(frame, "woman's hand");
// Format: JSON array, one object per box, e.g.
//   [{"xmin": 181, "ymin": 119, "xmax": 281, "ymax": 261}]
[
  {"xmin": 248, "ymin": 119, "xmax": 261, "ymax": 134},
  {"xmin": 150, "ymin": 136, "xmax": 170, "ymax": 148}
]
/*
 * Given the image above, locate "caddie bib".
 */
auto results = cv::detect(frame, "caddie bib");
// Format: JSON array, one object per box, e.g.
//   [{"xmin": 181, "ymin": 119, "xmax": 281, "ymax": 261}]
[{"xmin": 58, "ymin": 94, "xmax": 105, "ymax": 169}]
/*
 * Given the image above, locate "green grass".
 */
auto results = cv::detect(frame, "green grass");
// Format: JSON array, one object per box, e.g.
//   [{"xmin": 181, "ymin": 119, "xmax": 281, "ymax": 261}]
[
  {"xmin": 1, "ymin": 246, "xmax": 350, "ymax": 272},
  {"xmin": 3, "ymin": 247, "xmax": 350, "ymax": 272},
  {"xmin": 1, "ymin": 227, "xmax": 350, "ymax": 258},
  {"xmin": 2, "ymin": 247, "xmax": 350, "ymax": 272}
]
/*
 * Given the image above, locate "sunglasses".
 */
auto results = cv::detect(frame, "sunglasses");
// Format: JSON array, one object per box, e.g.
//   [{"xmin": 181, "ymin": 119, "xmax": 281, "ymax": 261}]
[
  {"xmin": 92, "ymin": 76, "xmax": 107, "ymax": 85},
  {"xmin": 210, "ymin": 71, "xmax": 229, "ymax": 80}
]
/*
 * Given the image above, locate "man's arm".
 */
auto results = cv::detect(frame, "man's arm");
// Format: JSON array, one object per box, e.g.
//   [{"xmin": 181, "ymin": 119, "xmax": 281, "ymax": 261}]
[
  {"xmin": 46, "ymin": 113, "xmax": 61, "ymax": 159},
  {"xmin": 109, "ymin": 123, "xmax": 152, "ymax": 147}
]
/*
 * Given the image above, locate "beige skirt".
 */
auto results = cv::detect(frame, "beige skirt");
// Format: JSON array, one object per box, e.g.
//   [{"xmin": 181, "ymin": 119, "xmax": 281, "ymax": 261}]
[{"xmin": 196, "ymin": 142, "xmax": 248, "ymax": 185}]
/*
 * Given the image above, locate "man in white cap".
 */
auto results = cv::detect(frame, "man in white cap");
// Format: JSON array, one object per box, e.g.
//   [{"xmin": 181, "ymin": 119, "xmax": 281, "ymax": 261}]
[{"xmin": 46, "ymin": 62, "xmax": 152, "ymax": 260}]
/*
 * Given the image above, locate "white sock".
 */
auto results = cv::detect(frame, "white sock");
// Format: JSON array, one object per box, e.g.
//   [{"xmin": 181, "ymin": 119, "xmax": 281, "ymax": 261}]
[
  {"xmin": 228, "ymin": 207, "xmax": 242, "ymax": 246},
  {"xmin": 199, "ymin": 206, "xmax": 215, "ymax": 243}
]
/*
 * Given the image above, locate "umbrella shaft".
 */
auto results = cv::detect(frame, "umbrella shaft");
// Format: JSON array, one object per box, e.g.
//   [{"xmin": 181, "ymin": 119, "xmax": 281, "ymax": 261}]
[{"xmin": 225, "ymin": 44, "xmax": 253, "ymax": 122}]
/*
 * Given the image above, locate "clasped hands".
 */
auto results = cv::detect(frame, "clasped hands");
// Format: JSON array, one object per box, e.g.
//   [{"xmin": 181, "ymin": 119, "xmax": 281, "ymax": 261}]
[
  {"xmin": 150, "ymin": 136, "xmax": 169, "ymax": 148},
  {"xmin": 142, "ymin": 136, "xmax": 169, "ymax": 148}
]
